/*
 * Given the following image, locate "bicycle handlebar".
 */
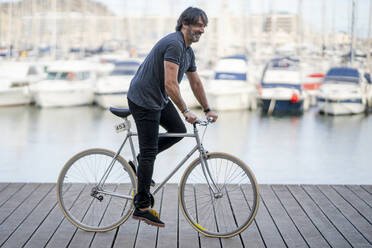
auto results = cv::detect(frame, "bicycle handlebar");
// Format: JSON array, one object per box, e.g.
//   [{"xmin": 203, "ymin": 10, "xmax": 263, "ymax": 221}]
[{"xmin": 193, "ymin": 118, "xmax": 213, "ymax": 128}]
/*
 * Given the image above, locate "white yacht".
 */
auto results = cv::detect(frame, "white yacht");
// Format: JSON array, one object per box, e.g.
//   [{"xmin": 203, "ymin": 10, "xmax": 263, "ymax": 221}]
[
  {"xmin": 30, "ymin": 60, "xmax": 97, "ymax": 107},
  {"xmin": 258, "ymin": 57, "xmax": 310, "ymax": 114},
  {"xmin": 317, "ymin": 67, "xmax": 370, "ymax": 115},
  {"xmin": 205, "ymin": 55, "xmax": 256, "ymax": 111},
  {"xmin": 94, "ymin": 58, "xmax": 141, "ymax": 108},
  {"xmin": 0, "ymin": 62, "xmax": 45, "ymax": 106}
]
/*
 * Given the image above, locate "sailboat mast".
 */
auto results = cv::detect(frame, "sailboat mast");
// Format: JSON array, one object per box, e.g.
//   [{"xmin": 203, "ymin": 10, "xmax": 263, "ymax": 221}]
[
  {"xmin": 350, "ymin": 0, "xmax": 356, "ymax": 65},
  {"xmin": 7, "ymin": 1, "xmax": 12, "ymax": 58},
  {"xmin": 367, "ymin": 0, "xmax": 372, "ymax": 74},
  {"xmin": 321, "ymin": 0, "xmax": 326, "ymax": 57},
  {"xmin": 297, "ymin": 0, "xmax": 303, "ymax": 58}
]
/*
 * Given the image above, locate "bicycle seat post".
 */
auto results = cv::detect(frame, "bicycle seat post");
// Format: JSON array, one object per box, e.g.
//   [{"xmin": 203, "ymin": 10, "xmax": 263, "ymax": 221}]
[
  {"xmin": 125, "ymin": 117, "xmax": 139, "ymax": 168},
  {"xmin": 124, "ymin": 117, "xmax": 131, "ymax": 131}
]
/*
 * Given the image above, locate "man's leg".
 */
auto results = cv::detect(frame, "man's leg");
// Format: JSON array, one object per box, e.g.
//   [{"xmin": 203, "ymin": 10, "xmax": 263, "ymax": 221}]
[
  {"xmin": 158, "ymin": 101, "xmax": 187, "ymax": 154},
  {"xmin": 128, "ymin": 99, "xmax": 159, "ymax": 208}
]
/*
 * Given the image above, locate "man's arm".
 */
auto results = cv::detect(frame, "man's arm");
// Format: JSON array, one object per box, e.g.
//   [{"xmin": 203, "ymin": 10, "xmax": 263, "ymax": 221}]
[
  {"xmin": 185, "ymin": 71, "xmax": 209, "ymax": 110},
  {"xmin": 186, "ymin": 71, "xmax": 218, "ymax": 122},
  {"xmin": 164, "ymin": 61, "xmax": 187, "ymax": 112},
  {"xmin": 164, "ymin": 61, "xmax": 197, "ymax": 123}
]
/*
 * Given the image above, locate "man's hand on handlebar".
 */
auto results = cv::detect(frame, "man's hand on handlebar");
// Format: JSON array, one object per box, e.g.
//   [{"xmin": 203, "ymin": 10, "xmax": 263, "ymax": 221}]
[
  {"xmin": 183, "ymin": 111, "xmax": 198, "ymax": 124},
  {"xmin": 206, "ymin": 110, "xmax": 218, "ymax": 123}
]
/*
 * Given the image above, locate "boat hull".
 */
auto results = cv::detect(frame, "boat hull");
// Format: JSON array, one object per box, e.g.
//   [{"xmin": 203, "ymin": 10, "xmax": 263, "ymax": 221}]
[
  {"xmin": 260, "ymin": 99, "xmax": 304, "ymax": 114},
  {"xmin": 317, "ymin": 98, "xmax": 366, "ymax": 115},
  {"xmin": 33, "ymin": 90, "xmax": 94, "ymax": 107},
  {"xmin": 94, "ymin": 92, "xmax": 128, "ymax": 108},
  {"xmin": 0, "ymin": 87, "xmax": 32, "ymax": 106}
]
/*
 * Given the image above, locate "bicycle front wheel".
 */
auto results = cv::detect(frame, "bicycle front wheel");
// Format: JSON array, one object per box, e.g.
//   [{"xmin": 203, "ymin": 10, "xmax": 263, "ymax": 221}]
[
  {"xmin": 57, "ymin": 148, "xmax": 137, "ymax": 232},
  {"xmin": 179, "ymin": 152, "xmax": 259, "ymax": 238}
]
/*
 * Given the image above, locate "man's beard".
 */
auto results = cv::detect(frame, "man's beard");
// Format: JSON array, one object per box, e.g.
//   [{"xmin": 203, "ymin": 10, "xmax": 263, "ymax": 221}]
[{"xmin": 187, "ymin": 28, "xmax": 202, "ymax": 43}]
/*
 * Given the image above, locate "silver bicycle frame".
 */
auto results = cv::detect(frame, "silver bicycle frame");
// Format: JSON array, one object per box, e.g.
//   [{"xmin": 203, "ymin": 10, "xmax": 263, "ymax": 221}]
[{"xmin": 97, "ymin": 117, "xmax": 221, "ymax": 199}]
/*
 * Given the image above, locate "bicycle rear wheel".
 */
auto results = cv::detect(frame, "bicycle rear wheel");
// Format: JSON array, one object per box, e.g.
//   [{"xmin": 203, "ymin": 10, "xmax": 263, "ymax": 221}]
[
  {"xmin": 57, "ymin": 148, "xmax": 136, "ymax": 232},
  {"xmin": 179, "ymin": 152, "xmax": 259, "ymax": 238}
]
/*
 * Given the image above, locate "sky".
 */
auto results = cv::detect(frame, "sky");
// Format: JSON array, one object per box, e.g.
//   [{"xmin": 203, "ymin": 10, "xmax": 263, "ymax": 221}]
[
  {"xmin": 92, "ymin": 0, "xmax": 372, "ymax": 37},
  {"xmin": 0, "ymin": 0, "xmax": 370, "ymax": 37}
]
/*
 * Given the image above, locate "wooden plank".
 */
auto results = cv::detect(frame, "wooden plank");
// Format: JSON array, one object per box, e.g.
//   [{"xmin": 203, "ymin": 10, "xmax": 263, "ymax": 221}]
[
  {"xmin": 287, "ymin": 185, "xmax": 351, "ymax": 248},
  {"xmin": 134, "ymin": 187, "xmax": 164, "ymax": 248},
  {"xmin": 347, "ymin": 185, "xmax": 372, "ymax": 208},
  {"xmin": 199, "ymin": 235, "xmax": 221, "ymax": 248},
  {"xmin": 260, "ymin": 184, "xmax": 308, "ymax": 247},
  {"xmin": 68, "ymin": 184, "xmax": 123, "ymax": 247},
  {"xmin": 111, "ymin": 186, "xmax": 140, "ymax": 248},
  {"xmin": 112, "ymin": 215, "xmax": 140, "ymax": 248},
  {"xmin": 303, "ymin": 185, "xmax": 371, "ymax": 247},
  {"xmin": 45, "ymin": 185, "xmax": 95, "ymax": 248},
  {"xmin": 362, "ymin": 185, "xmax": 372, "ymax": 194},
  {"xmin": 0, "ymin": 184, "xmax": 52, "ymax": 246},
  {"xmin": 318, "ymin": 185, "xmax": 372, "ymax": 243},
  {"xmin": 194, "ymin": 184, "xmax": 221, "ymax": 248},
  {"xmin": 226, "ymin": 184, "xmax": 264, "ymax": 248},
  {"xmin": 333, "ymin": 185, "xmax": 372, "ymax": 223},
  {"xmin": 0, "ymin": 183, "xmax": 39, "ymax": 224},
  {"xmin": 239, "ymin": 185, "xmax": 266, "ymax": 248},
  {"xmin": 178, "ymin": 184, "xmax": 200, "ymax": 248},
  {"xmin": 90, "ymin": 230, "xmax": 117, "ymax": 248},
  {"xmin": 252, "ymin": 187, "xmax": 286, "ymax": 248},
  {"xmin": 0, "ymin": 183, "xmax": 29, "ymax": 217},
  {"xmin": 0, "ymin": 183, "xmax": 25, "ymax": 211},
  {"xmin": 23, "ymin": 184, "xmax": 84, "ymax": 248},
  {"xmin": 1, "ymin": 184, "xmax": 56, "ymax": 248},
  {"xmin": 0, "ymin": 183, "xmax": 9, "ymax": 193},
  {"xmin": 218, "ymin": 184, "xmax": 244, "ymax": 248},
  {"xmin": 90, "ymin": 184, "xmax": 135, "ymax": 248},
  {"xmin": 157, "ymin": 184, "xmax": 178, "ymax": 248},
  {"xmin": 272, "ymin": 185, "xmax": 330, "ymax": 247}
]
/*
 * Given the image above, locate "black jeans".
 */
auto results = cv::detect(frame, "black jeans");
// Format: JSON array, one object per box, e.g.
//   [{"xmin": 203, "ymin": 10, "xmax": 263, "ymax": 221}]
[{"xmin": 128, "ymin": 99, "xmax": 186, "ymax": 208}]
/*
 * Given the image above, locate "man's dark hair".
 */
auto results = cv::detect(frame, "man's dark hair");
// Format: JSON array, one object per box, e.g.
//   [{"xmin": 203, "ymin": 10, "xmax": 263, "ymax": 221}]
[{"xmin": 175, "ymin": 7, "xmax": 208, "ymax": 31}]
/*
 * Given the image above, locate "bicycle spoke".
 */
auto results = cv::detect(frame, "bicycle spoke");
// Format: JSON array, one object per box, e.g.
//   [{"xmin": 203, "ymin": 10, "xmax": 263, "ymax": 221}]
[
  {"xmin": 180, "ymin": 153, "xmax": 258, "ymax": 237},
  {"xmin": 57, "ymin": 149, "xmax": 136, "ymax": 232}
]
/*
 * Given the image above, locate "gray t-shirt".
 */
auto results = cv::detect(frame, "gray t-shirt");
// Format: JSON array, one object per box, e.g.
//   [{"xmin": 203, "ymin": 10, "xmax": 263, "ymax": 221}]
[{"xmin": 127, "ymin": 31, "xmax": 197, "ymax": 110}]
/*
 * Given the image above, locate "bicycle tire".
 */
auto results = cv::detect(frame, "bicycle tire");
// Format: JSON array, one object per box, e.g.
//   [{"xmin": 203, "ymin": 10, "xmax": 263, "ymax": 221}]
[
  {"xmin": 179, "ymin": 152, "xmax": 259, "ymax": 238},
  {"xmin": 57, "ymin": 148, "xmax": 137, "ymax": 232}
]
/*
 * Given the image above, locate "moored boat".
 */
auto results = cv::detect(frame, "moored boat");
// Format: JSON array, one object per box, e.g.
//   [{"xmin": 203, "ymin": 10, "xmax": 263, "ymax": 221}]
[
  {"xmin": 30, "ymin": 60, "xmax": 97, "ymax": 107},
  {"xmin": 94, "ymin": 59, "xmax": 141, "ymax": 108},
  {"xmin": 0, "ymin": 62, "xmax": 45, "ymax": 106},
  {"xmin": 317, "ymin": 67, "xmax": 370, "ymax": 115},
  {"xmin": 205, "ymin": 55, "xmax": 256, "ymax": 111},
  {"xmin": 258, "ymin": 57, "xmax": 310, "ymax": 114}
]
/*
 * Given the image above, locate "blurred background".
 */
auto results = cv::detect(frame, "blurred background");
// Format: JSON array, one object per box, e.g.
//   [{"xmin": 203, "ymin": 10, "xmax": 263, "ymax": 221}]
[{"xmin": 0, "ymin": 0, "xmax": 371, "ymax": 64}]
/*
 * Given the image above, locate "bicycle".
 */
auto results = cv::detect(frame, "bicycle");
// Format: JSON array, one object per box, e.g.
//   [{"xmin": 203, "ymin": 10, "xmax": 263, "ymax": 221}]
[{"xmin": 57, "ymin": 107, "xmax": 259, "ymax": 238}]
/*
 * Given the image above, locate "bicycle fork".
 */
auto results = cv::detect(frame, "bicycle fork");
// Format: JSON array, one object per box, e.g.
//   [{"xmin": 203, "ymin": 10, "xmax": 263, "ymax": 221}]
[{"xmin": 194, "ymin": 126, "xmax": 222, "ymax": 197}]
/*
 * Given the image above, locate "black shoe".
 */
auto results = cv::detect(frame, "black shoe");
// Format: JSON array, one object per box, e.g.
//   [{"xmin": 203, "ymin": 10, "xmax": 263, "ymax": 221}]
[
  {"xmin": 128, "ymin": 160, "xmax": 156, "ymax": 187},
  {"xmin": 132, "ymin": 208, "xmax": 165, "ymax": 227}
]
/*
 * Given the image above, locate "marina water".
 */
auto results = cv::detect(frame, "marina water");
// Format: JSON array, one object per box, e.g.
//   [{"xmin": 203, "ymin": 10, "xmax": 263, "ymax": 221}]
[{"xmin": 1, "ymin": 105, "xmax": 371, "ymax": 184}]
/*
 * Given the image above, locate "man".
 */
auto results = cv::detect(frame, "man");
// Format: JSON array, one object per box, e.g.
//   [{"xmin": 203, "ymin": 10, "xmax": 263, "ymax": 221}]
[{"xmin": 127, "ymin": 7, "xmax": 218, "ymax": 227}]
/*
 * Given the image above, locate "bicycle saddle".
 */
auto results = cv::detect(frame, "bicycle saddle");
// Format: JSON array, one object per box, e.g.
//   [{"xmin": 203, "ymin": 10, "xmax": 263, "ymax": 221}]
[{"xmin": 109, "ymin": 107, "xmax": 131, "ymax": 118}]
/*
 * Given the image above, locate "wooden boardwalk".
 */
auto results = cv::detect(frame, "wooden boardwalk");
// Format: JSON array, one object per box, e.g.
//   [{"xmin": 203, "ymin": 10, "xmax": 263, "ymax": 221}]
[{"xmin": 0, "ymin": 183, "xmax": 371, "ymax": 248}]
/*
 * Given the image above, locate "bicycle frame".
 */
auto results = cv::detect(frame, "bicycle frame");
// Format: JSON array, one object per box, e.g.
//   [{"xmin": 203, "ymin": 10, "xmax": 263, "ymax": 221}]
[{"xmin": 96, "ymin": 117, "xmax": 221, "ymax": 200}]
